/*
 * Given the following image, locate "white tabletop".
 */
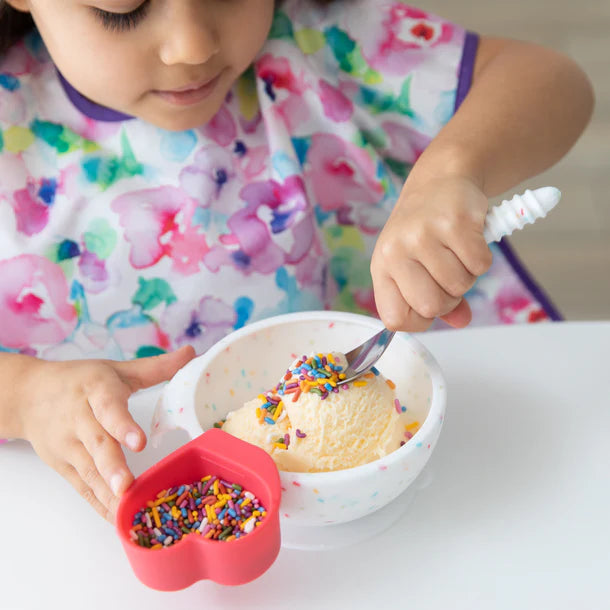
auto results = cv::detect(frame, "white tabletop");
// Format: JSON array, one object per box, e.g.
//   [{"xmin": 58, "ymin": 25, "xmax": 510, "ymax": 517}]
[{"xmin": 1, "ymin": 321, "xmax": 609, "ymax": 610}]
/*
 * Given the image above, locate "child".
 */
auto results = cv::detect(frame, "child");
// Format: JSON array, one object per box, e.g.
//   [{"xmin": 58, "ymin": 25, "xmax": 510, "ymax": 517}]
[{"xmin": 0, "ymin": 0, "xmax": 593, "ymax": 522}]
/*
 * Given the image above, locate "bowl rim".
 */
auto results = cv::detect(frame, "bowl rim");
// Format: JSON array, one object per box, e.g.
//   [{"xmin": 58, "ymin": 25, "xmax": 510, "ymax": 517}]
[{"xmin": 190, "ymin": 310, "xmax": 446, "ymax": 484}]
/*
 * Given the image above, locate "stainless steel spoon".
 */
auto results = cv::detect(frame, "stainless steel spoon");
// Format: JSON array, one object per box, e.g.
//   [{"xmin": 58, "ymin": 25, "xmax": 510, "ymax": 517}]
[
  {"xmin": 337, "ymin": 327, "xmax": 395, "ymax": 385},
  {"xmin": 337, "ymin": 186, "xmax": 561, "ymax": 385}
]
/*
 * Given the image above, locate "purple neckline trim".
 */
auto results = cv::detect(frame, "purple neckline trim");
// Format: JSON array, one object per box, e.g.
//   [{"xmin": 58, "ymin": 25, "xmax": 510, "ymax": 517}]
[
  {"xmin": 57, "ymin": 70, "xmax": 133, "ymax": 122},
  {"xmin": 455, "ymin": 31, "xmax": 479, "ymax": 112},
  {"xmin": 496, "ymin": 239, "xmax": 563, "ymax": 321}
]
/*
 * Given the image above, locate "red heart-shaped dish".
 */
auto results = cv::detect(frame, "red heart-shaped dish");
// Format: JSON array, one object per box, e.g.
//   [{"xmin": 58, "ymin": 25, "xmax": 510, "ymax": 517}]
[{"xmin": 116, "ymin": 428, "xmax": 281, "ymax": 590}]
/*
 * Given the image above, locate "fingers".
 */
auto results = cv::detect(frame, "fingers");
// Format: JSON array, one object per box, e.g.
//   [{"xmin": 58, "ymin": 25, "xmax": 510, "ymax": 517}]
[
  {"xmin": 57, "ymin": 445, "xmax": 120, "ymax": 523},
  {"xmin": 78, "ymin": 418, "xmax": 135, "ymax": 500},
  {"xmin": 449, "ymin": 229, "xmax": 493, "ymax": 278},
  {"xmin": 372, "ymin": 237, "xmax": 465, "ymax": 330},
  {"xmin": 420, "ymin": 244, "xmax": 478, "ymax": 299},
  {"xmin": 439, "ymin": 298, "xmax": 473, "ymax": 328},
  {"xmin": 112, "ymin": 345, "xmax": 196, "ymax": 392},
  {"xmin": 390, "ymin": 257, "xmax": 462, "ymax": 320},
  {"xmin": 90, "ymin": 346, "xmax": 196, "ymax": 451},
  {"xmin": 87, "ymin": 377, "xmax": 147, "ymax": 452},
  {"xmin": 372, "ymin": 216, "xmax": 490, "ymax": 332},
  {"xmin": 372, "ymin": 271, "xmax": 435, "ymax": 332},
  {"xmin": 370, "ymin": 175, "xmax": 496, "ymax": 331}
]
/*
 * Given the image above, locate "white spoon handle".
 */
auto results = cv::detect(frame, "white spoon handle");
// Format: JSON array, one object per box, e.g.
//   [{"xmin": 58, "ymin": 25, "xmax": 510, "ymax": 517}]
[{"xmin": 483, "ymin": 187, "xmax": 561, "ymax": 243}]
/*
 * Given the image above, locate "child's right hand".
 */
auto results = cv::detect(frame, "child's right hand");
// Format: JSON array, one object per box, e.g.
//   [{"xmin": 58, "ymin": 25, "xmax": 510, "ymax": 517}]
[
  {"xmin": 13, "ymin": 346, "xmax": 195, "ymax": 522},
  {"xmin": 371, "ymin": 175, "xmax": 494, "ymax": 332}
]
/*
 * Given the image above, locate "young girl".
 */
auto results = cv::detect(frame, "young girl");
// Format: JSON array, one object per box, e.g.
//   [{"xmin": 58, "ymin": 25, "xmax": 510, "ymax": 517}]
[{"xmin": 0, "ymin": 0, "xmax": 593, "ymax": 522}]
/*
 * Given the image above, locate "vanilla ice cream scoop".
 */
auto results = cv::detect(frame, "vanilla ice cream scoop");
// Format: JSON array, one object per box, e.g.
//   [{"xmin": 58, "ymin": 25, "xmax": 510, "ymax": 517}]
[{"xmin": 221, "ymin": 352, "xmax": 417, "ymax": 473}]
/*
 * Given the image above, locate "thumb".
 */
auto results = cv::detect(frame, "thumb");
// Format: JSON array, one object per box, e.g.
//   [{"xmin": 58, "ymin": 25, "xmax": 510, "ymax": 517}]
[
  {"xmin": 111, "ymin": 345, "xmax": 196, "ymax": 392},
  {"xmin": 439, "ymin": 298, "xmax": 472, "ymax": 329}
]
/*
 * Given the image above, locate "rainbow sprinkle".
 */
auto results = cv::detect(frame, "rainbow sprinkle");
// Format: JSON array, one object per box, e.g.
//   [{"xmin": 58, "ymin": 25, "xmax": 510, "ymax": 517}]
[
  {"xmin": 129, "ymin": 476, "xmax": 266, "ymax": 548},
  {"xmin": 253, "ymin": 353, "xmax": 348, "ymax": 428}
]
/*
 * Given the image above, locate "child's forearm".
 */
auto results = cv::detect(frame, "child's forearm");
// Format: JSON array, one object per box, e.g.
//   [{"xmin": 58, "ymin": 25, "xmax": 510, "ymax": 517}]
[{"xmin": 406, "ymin": 37, "xmax": 594, "ymax": 196}]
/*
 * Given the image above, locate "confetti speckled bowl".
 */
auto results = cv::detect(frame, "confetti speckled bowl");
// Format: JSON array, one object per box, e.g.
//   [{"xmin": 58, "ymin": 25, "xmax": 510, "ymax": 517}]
[{"xmin": 152, "ymin": 311, "xmax": 446, "ymax": 529}]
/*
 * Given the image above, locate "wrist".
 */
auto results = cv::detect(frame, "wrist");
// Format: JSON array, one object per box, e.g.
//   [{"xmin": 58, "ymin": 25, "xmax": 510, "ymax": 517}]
[
  {"xmin": 0, "ymin": 354, "xmax": 41, "ymax": 440},
  {"xmin": 406, "ymin": 140, "xmax": 487, "ymax": 194}
]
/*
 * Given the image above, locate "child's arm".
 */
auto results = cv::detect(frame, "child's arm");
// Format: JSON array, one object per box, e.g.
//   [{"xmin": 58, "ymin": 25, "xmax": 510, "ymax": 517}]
[
  {"xmin": 372, "ymin": 37, "xmax": 594, "ymax": 332},
  {"xmin": 0, "ymin": 347, "xmax": 194, "ymax": 521}
]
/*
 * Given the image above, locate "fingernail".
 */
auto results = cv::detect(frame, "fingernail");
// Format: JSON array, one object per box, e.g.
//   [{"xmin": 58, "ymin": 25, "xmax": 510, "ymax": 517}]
[
  {"xmin": 125, "ymin": 431, "xmax": 140, "ymax": 450},
  {"xmin": 110, "ymin": 473, "xmax": 123, "ymax": 497}
]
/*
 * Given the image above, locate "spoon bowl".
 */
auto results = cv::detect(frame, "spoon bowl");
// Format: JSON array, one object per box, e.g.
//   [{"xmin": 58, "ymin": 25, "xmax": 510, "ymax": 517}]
[{"xmin": 338, "ymin": 328, "xmax": 395, "ymax": 385}]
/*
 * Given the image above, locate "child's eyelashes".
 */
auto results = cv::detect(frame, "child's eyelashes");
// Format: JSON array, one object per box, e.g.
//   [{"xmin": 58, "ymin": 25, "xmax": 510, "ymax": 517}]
[{"xmin": 92, "ymin": 0, "xmax": 150, "ymax": 32}]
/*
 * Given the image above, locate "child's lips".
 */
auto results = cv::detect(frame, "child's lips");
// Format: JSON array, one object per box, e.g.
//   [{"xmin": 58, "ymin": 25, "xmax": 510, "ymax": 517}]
[{"xmin": 154, "ymin": 72, "xmax": 223, "ymax": 106}]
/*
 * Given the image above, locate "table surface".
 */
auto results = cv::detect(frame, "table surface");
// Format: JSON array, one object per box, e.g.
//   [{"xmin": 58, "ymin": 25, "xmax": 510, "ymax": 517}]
[{"xmin": 1, "ymin": 321, "xmax": 609, "ymax": 610}]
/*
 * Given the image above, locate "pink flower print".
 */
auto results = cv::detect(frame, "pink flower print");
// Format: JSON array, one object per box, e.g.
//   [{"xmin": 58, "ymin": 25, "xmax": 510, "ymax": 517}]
[
  {"xmin": 273, "ymin": 93, "xmax": 311, "ymax": 133},
  {"xmin": 410, "ymin": 22, "xmax": 435, "ymax": 41},
  {"xmin": 162, "ymin": 297, "xmax": 237, "ymax": 355},
  {"xmin": 198, "ymin": 105, "xmax": 237, "ymax": 146},
  {"xmin": 12, "ymin": 188, "xmax": 48, "ymax": 236},
  {"xmin": 0, "ymin": 254, "xmax": 77, "ymax": 349},
  {"xmin": 494, "ymin": 279, "xmax": 548, "ymax": 325},
  {"xmin": 1, "ymin": 39, "xmax": 40, "ymax": 75},
  {"xmin": 220, "ymin": 176, "xmax": 312, "ymax": 274},
  {"xmin": 381, "ymin": 120, "xmax": 432, "ymax": 164},
  {"xmin": 111, "ymin": 186, "xmax": 209, "ymax": 276},
  {"xmin": 291, "ymin": 224, "xmax": 326, "ymax": 288},
  {"xmin": 305, "ymin": 133, "xmax": 384, "ymax": 213},
  {"xmin": 204, "ymin": 176, "xmax": 314, "ymax": 274},
  {"xmin": 78, "ymin": 250, "xmax": 111, "ymax": 294},
  {"xmin": 256, "ymin": 54, "xmax": 311, "ymax": 131},
  {"xmin": 285, "ymin": 212, "xmax": 319, "ymax": 267},
  {"xmin": 243, "ymin": 175, "xmax": 308, "ymax": 235},
  {"xmin": 318, "ymin": 79, "xmax": 354, "ymax": 122},
  {"xmin": 225, "ymin": 210, "xmax": 285, "ymax": 275},
  {"xmin": 345, "ymin": 4, "xmax": 455, "ymax": 75},
  {"xmin": 10, "ymin": 177, "xmax": 58, "ymax": 236},
  {"xmin": 239, "ymin": 110, "xmax": 263, "ymax": 135},
  {"xmin": 257, "ymin": 54, "xmax": 304, "ymax": 97},
  {"xmin": 235, "ymin": 144, "xmax": 270, "ymax": 182},
  {"xmin": 179, "ymin": 146, "xmax": 237, "ymax": 206}
]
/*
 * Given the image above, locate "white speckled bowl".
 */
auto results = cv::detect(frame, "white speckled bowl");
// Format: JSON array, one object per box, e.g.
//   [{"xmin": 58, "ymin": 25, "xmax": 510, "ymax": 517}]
[{"xmin": 152, "ymin": 311, "xmax": 446, "ymax": 530}]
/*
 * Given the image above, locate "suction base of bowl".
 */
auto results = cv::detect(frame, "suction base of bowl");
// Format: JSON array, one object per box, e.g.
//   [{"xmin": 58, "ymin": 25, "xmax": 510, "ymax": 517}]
[{"xmin": 280, "ymin": 476, "xmax": 424, "ymax": 551}]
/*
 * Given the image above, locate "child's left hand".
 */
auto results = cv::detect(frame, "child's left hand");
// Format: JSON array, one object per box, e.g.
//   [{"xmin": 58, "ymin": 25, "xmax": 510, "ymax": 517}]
[{"xmin": 371, "ymin": 175, "xmax": 494, "ymax": 332}]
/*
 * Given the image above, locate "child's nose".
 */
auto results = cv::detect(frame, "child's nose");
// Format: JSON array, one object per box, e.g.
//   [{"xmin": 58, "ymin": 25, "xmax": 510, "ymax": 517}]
[{"xmin": 158, "ymin": 4, "xmax": 219, "ymax": 66}]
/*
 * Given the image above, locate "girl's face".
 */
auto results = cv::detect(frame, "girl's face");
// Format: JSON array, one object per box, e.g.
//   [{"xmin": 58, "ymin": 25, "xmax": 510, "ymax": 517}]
[{"xmin": 7, "ymin": 0, "xmax": 276, "ymax": 130}]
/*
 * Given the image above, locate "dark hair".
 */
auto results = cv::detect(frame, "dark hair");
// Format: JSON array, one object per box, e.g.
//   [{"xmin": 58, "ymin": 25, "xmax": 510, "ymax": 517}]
[
  {"xmin": 0, "ymin": 3, "xmax": 35, "ymax": 55},
  {"xmin": 0, "ymin": 0, "xmax": 341, "ymax": 57}
]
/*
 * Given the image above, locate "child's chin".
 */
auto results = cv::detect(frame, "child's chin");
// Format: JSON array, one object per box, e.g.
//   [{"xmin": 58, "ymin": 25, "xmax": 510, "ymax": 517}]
[
  {"xmin": 146, "ymin": 105, "xmax": 222, "ymax": 132},
  {"xmin": 156, "ymin": 117, "xmax": 208, "ymax": 132}
]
